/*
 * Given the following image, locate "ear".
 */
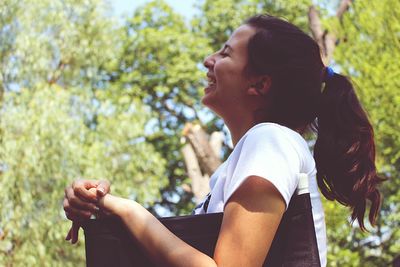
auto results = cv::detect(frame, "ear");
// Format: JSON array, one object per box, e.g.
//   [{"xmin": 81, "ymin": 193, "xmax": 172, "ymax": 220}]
[{"xmin": 247, "ymin": 76, "xmax": 272, "ymax": 96}]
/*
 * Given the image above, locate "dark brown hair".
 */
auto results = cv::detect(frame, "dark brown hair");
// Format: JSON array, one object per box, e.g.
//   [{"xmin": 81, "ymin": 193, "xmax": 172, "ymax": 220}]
[{"xmin": 244, "ymin": 14, "xmax": 385, "ymax": 231}]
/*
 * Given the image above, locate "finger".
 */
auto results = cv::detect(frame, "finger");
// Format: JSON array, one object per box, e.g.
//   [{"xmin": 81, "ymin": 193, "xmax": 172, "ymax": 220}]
[
  {"xmin": 64, "ymin": 186, "xmax": 71, "ymax": 198},
  {"xmin": 72, "ymin": 179, "xmax": 100, "ymax": 190},
  {"xmin": 72, "ymin": 180, "xmax": 99, "ymax": 202},
  {"xmin": 71, "ymin": 222, "xmax": 80, "ymax": 244},
  {"xmin": 66, "ymin": 230, "xmax": 71, "ymax": 240},
  {"xmin": 63, "ymin": 198, "xmax": 93, "ymax": 220},
  {"xmin": 68, "ymin": 191, "xmax": 99, "ymax": 212},
  {"xmin": 66, "ymin": 227, "xmax": 72, "ymax": 241},
  {"xmin": 64, "ymin": 190, "xmax": 96, "ymax": 216},
  {"xmin": 84, "ymin": 180, "xmax": 100, "ymax": 189},
  {"xmin": 65, "ymin": 212, "xmax": 88, "ymax": 223},
  {"xmin": 97, "ymin": 180, "xmax": 111, "ymax": 197}
]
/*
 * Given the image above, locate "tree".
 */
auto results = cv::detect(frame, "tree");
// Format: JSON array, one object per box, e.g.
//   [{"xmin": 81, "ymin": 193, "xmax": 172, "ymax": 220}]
[
  {"xmin": 0, "ymin": 0, "xmax": 167, "ymax": 266},
  {"xmin": 1, "ymin": 0, "xmax": 398, "ymax": 266},
  {"xmin": 332, "ymin": 0, "xmax": 400, "ymax": 265}
]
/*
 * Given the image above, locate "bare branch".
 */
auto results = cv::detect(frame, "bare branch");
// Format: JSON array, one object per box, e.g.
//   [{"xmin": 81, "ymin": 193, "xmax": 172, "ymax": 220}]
[
  {"xmin": 323, "ymin": 32, "xmax": 337, "ymax": 64},
  {"xmin": 181, "ymin": 142, "xmax": 210, "ymax": 203},
  {"xmin": 337, "ymin": 0, "xmax": 352, "ymax": 19},
  {"xmin": 182, "ymin": 123, "xmax": 221, "ymax": 176},
  {"xmin": 308, "ymin": 5, "xmax": 324, "ymax": 45},
  {"xmin": 308, "ymin": 1, "xmax": 353, "ymax": 64},
  {"xmin": 181, "ymin": 124, "xmax": 224, "ymax": 204},
  {"xmin": 209, "ymin": 131, "xmax": 224, "ymax": 158}
]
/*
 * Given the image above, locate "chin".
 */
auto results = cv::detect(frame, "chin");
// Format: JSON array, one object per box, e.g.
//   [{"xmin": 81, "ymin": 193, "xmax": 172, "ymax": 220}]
[
  {"xmin": 201, "ymin": 97, "xmax": 224, "ymax": 118},
  {"xmin": 201, "ymin": 93, "xmax": 215, "ymax": 109}
]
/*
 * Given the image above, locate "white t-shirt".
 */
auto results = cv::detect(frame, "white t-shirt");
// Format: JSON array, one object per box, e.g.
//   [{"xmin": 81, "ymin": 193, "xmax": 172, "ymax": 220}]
[{"xmin": 193, "ymin": 122, "xmax": 327, "ymax": 267}]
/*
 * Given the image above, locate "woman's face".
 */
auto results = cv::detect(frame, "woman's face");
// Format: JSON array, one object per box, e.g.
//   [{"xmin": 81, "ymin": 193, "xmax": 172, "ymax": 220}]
[{"xmin": 202, "ymin": 24, "xmax": 257, "ymax": 118}]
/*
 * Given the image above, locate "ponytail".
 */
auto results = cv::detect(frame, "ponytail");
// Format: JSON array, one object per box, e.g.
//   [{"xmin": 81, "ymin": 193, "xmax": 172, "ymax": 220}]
[{"xmin": 314, "ymin": 73, "xmax": 385, "ymax": 231}]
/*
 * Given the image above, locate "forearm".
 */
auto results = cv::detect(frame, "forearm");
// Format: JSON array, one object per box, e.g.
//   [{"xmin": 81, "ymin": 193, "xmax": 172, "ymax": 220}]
[{"xmin": 102, "ymin": 195, "xmax": 218, "ymax": 267}]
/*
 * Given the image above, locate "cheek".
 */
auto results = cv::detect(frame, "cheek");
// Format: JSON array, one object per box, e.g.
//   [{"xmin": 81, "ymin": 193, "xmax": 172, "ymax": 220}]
[
  {"xmin": 214, "ymin": 60, "xmax": 234, "ymax": 82},
  {"xmin": 215, "ymin": 61, "xmax": 247, "ymax": 91}
]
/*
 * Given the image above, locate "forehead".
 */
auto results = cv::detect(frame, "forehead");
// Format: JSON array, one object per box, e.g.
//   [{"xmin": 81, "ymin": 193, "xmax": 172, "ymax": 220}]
[{"xmin": 226, "ymin": 24, "xmax": 257, "ymax": 52}]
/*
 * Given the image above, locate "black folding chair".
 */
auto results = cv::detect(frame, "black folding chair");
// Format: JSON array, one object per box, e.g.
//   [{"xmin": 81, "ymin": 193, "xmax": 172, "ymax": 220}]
[{"xmin": 82, "ymin": 174, "xmax": 320, "ymax": 266}]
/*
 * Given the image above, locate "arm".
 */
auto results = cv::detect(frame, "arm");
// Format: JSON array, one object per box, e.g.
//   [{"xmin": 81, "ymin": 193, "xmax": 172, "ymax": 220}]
[{"xmin": 98, "ymin": 175, "xmax": 285, "ymax": 267}]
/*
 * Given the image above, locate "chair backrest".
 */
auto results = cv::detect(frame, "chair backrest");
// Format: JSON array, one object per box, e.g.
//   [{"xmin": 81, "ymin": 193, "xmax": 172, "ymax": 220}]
[{"xmin": 82, "ymin": 174, "xmax": 320, "ymax": 267}]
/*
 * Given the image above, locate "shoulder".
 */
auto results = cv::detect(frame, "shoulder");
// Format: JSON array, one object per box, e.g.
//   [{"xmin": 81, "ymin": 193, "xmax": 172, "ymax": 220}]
[
  {"xmin": 245, "ymin": 123, "xmax": 305, "ymax": 143},
  {"xmin": 239, "ymin": 123, "xmax": 305, "ymax": 156},
  {"xmin": 245, "ymin": 122, "xmax": 285, "ymax": 138},
  {"xmin": 232, "ymin": 123, "xmax": 315, "ymax": 174}
]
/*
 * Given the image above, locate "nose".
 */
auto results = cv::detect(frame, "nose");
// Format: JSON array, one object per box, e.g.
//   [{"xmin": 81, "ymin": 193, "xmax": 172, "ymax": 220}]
[{"xmin": 203, "ymin": 53, "xmax": 215, "ymax": 70}]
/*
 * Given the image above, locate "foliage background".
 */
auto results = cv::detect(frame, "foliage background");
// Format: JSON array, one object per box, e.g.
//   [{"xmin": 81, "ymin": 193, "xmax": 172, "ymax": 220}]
[{"xmin": 0, "ymin": 0, "xmax": 398, "ymax": 266}]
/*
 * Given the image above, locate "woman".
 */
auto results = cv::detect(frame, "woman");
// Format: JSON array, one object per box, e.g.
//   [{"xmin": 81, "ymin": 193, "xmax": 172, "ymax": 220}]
[{"xmin": 63, "ymin": 15, "xmax": 384, "ymax": 267}]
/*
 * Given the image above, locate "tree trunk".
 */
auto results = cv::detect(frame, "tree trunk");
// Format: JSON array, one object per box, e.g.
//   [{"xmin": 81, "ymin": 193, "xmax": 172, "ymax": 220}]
[{"xmin": 181, "ymin": 123, "xmax": 223, "ymax": 203}]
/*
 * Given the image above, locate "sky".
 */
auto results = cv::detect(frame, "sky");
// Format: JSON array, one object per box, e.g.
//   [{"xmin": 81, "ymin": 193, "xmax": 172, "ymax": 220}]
[{"xmin": 111, "ymin": 0, "xmax": 198, "ymax": 20}]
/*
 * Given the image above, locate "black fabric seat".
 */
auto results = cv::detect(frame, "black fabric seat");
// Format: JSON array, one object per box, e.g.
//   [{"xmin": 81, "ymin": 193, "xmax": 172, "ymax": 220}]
[{"xmin": 82, "ymin": 191, "xmax": 320, "ymax": 267}]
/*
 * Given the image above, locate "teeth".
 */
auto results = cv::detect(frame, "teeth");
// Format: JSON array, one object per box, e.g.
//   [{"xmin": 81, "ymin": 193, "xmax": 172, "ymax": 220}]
[{"xmin": 207, "ymin": 77, "xmax": 216, "ymax": 86}]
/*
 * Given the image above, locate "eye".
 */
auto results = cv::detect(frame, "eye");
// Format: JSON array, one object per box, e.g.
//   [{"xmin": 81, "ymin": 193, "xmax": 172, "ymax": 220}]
[{"xmin": 219, "ymin": 50, "xmax": 229, "ymax": 57}]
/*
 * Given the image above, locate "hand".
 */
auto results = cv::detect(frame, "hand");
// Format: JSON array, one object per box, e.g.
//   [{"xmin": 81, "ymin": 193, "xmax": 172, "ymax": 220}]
[{"xmin": 64, "ymin": 179, "xmax": 110, "ymax": 244}]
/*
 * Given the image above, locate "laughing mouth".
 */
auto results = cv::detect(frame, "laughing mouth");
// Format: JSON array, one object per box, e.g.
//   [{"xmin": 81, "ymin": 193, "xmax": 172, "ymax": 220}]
[{"xmin": 207, "ymin": 75, "xmax": 217, "ymax": 87}]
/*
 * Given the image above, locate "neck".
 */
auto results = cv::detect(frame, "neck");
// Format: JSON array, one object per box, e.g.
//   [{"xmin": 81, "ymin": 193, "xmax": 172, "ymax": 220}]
[{"xmin": 224, "ymin": 117, "xmax": 256, "ymax": 147}]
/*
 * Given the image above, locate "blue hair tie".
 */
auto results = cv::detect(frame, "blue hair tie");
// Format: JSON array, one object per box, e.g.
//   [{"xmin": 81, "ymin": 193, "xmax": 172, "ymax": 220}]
[{"xmin": 324, "ymin": 66, "xmax": 335, "ymax": 81}]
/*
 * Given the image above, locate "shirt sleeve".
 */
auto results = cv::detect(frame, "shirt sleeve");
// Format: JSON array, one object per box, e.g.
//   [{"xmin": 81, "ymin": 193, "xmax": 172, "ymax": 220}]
[{"xmin": 223, "ymin": 125, "xmax": 302, "ymax": 210}]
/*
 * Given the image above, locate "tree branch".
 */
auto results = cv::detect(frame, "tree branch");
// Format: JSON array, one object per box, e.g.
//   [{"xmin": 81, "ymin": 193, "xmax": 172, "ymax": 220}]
[
  {"xmin": 181, "ymin": 123, "xmax": 224, "ymax": 203},
  {"xmin": 337, "ymin": 0, "xmax": 352, "ymax": 19},
  {"xmin": 182, "ymin": 123, "xmax": 221, "ymax": 176},
  {"xmin": 181, "ymin": 142, "xmax": 210, "ymax": 204},
  {"xmin": 308, "ymin": 1, "xmax": 353, "ymax": 64},
  {"xmin": 308, "ymin": 6, "xmax": 324, "ymax": 45}
]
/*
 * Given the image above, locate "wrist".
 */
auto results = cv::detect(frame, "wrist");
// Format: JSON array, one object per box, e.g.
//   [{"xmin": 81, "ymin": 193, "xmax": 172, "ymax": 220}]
[
  {"xmin": 117, "ymin": 198, "xmax": 136, "ymax": 219},
  {"xmin": 98, "ymin": 194, "xmax": 135, "ymax": 218}
]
